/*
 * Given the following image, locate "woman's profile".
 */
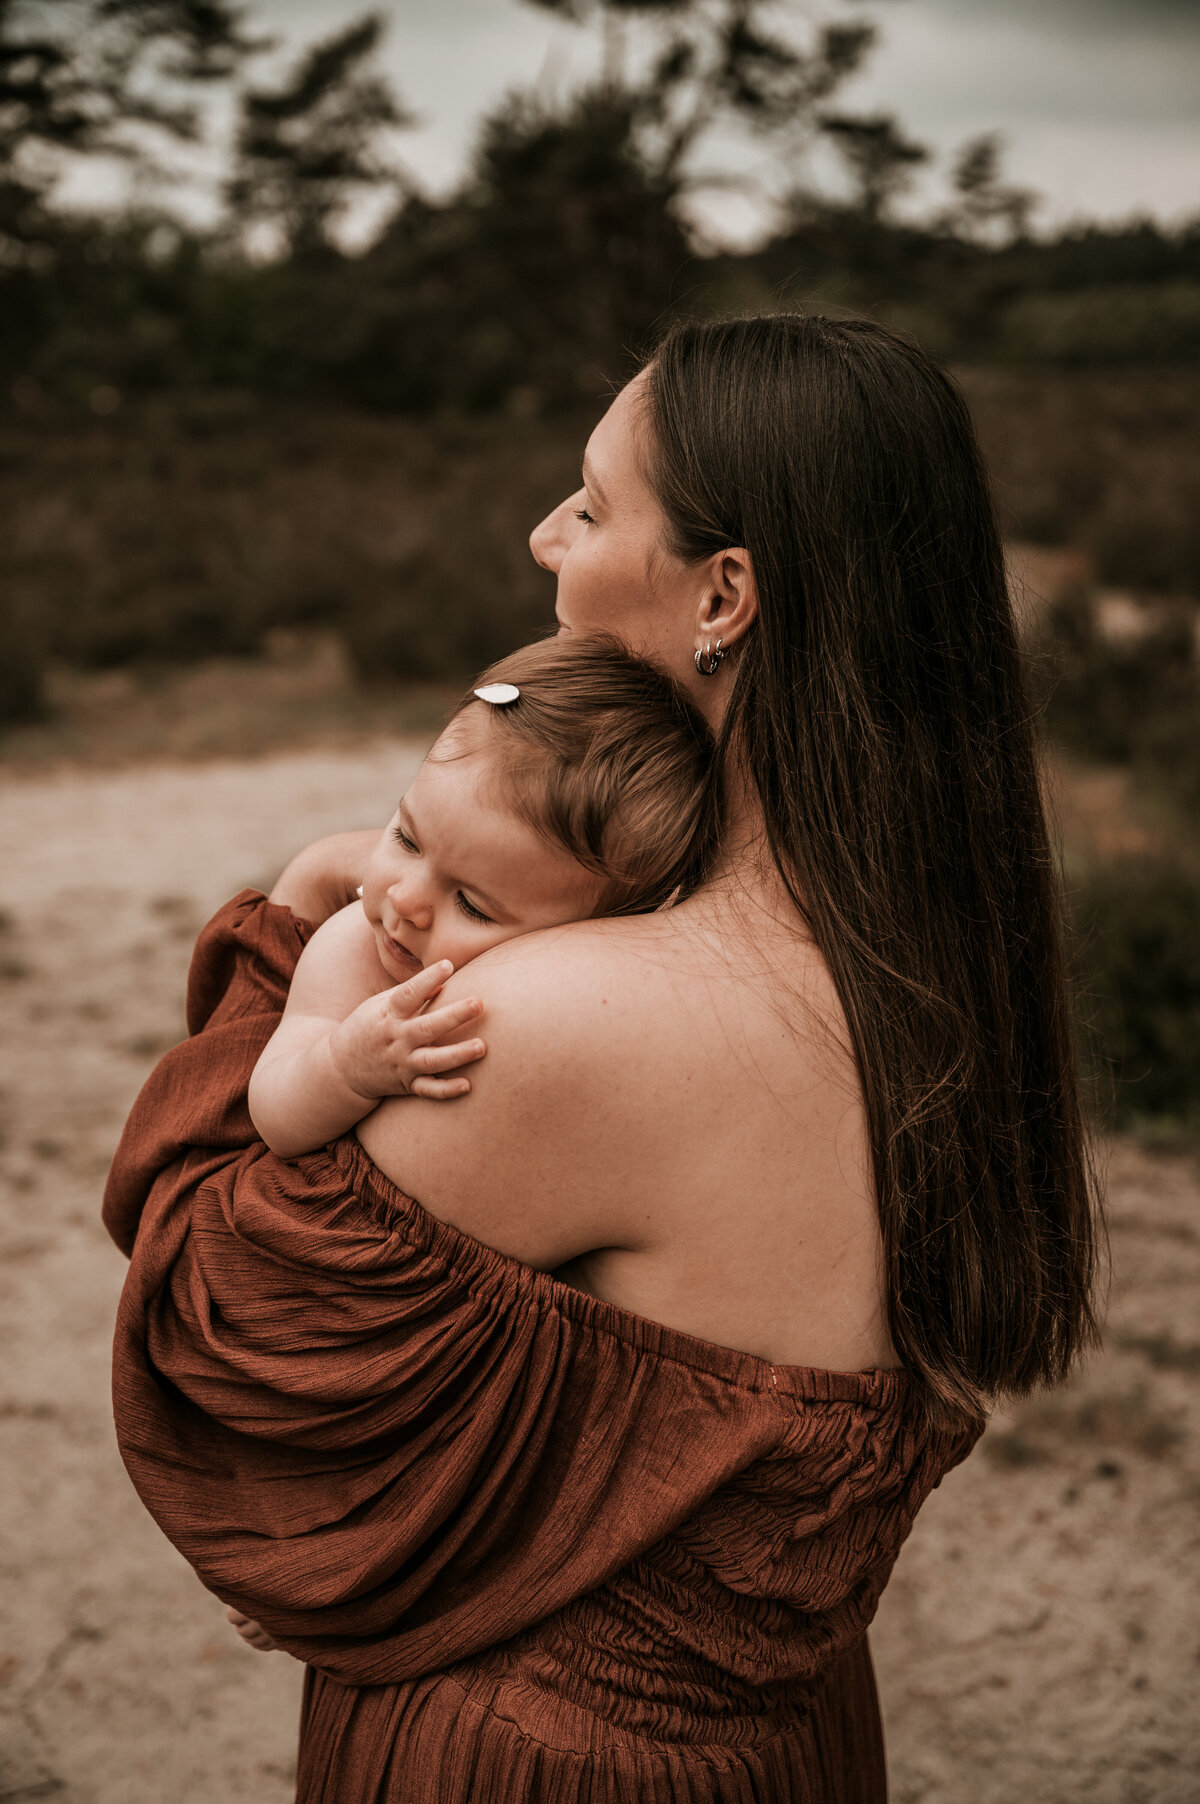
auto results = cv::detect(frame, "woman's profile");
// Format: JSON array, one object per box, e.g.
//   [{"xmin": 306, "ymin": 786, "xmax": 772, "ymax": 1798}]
[{"xmin": 104, "ymin": 312, "xmax": 1101, "ymax": 1802}]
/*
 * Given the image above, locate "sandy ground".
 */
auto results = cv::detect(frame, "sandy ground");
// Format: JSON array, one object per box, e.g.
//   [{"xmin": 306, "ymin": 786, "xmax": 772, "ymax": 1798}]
[{"xmin": 0, "ymin": 741, "xmax": 1197, "ymax": 1804}]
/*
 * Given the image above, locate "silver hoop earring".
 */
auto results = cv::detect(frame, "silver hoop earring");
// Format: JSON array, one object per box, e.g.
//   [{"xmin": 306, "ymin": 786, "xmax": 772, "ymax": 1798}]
[{"xmin": 694, "ymin": 637, "xmax": 726, "ymax": 677}]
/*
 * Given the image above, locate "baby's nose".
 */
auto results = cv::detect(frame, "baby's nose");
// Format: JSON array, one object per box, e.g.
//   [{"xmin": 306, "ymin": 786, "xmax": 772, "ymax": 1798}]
[{"xmin": 390, "ymin": 884, "xmax": 433, "ymax": 932}]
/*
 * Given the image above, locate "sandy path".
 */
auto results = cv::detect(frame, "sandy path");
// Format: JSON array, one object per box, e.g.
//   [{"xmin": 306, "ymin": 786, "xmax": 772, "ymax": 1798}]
[
  {"xmin": 0, "ymin": 743, "xmax": 421, "ymax": 1804},
  {"xmin": 0, "ymin": 745, "xmax": 1197, "ymax": 1803}
]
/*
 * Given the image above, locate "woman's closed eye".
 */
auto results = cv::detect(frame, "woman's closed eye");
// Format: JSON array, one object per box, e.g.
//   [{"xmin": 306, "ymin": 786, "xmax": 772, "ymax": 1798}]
[
  {"xmin": 393, "ymin": 824, "xmax": 418, "ymax": 852},
  {"xmin": 455, "ymin": 891, "xmax": 494, "ymax": 925},
  {"xmin": 574, "ymin": 507, "xmax": 596, "ymax": 526}
]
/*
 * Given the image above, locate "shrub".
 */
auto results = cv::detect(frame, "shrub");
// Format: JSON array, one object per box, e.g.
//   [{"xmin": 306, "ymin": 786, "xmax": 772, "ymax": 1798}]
[
  {"xmin": 1071, "ymin": 859, "xmax": 1200, "ymax": 1129},
  {"xmin": 1035, "ymin": 592, "xmax": 1199, "ymax": 775},
  {"xmin": 960, "ymin": 368, "xmax": 1200, "ymax": 596},
  {"xmin": 0, "ymin": 408, "xmax": 583, "ymax": 722},
  {"xmin": 0, "ymin": 596, "xmax": 46, "ymax": 724},
  {"xmin": 998, "ymin": 282, "xmax": 1200, "ymax": 366}
]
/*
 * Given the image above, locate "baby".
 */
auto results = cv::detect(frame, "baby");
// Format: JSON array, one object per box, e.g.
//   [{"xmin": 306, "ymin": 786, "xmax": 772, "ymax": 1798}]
[{"xmin": 248, "ymin": 636, "xmax": 719, "ymax": 1158}]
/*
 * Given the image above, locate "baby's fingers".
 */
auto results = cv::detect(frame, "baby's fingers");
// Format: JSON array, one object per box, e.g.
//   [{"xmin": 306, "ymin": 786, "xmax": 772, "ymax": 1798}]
[
  {"xmin": 409, "ymin": 1036, "xmax": 486, "ymax": 1076},
  {"xmin": 390, "ymin": 959, "xmax": 455, "ymax": 1015},
  {"xmin": 411, "ymin": 997, "xmax": 484, "ymax": 1042},
  {"xmin": 225, "ymin": 1605, "xmax": 277, "ymax": 1653},
  {"xmin": 410, "ymin": 1074, "xmax": 473, "ymax": 1100}
]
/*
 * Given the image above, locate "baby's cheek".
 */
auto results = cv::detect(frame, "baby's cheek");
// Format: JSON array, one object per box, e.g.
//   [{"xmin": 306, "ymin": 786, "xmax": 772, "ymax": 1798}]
[
  {"xmin": 452, "ymin": 922, "xmax": 527, "ymax": 970},
  {"xmin": 471, "ymin": 923, "xmax": 524, "ymax": 959},
  {"xmin": 358, "ymin": 866, "xmax": 386, "ymax": 918},
  {"xmin": 426, "ymin": 923, "xmax": 490, "ymax": 972}
]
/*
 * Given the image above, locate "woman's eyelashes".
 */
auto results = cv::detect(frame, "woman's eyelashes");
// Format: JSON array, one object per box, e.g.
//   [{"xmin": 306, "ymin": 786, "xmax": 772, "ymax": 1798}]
[
  {"xmin": 574, "ymin": 507, "xmax": 596, "ymax": 526},
  {"xmin": 392, "ymin": 823, "xmax": 417, "ymax": 851}
]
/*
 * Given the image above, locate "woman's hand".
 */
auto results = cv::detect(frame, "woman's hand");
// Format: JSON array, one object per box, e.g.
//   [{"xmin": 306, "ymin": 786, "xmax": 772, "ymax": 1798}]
[
  {"xmin": 225, "ymin": 1604, "xmax": 277, "ymax": 1653},
  {"xmin": 268, "ymin": 830, "xmax": 380, "ymax": 925}
]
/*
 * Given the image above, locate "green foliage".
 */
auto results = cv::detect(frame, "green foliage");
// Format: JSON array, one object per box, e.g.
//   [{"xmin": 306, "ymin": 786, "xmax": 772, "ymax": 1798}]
[
  {"xmin": 993, "ymin": 218, "xmax": 1200, "ymax": 292},
  {"xmin": 0, "ymin": 0, "xmax": 890, "ymax": 414},
  {"xmin": 0, "ymin": 404, "xmax": 585, "ymax": 691},
  {"xmin": 520, "ymin": 0, "xmax": 876, "ymax": 165},
  {"xmin": 1033, "ymin": 588, "xmax": 1200, "ymax": 834},
  {"xmin": 1008, "ymin": 509, "xmax": 1200, "ymax": 1132},
  {"xmin": 225, "ymin": 13, "xmax": 407, "ymax": 258},
  {"xmin": 998, "ymin": 282, "xmax": 1200, "ymax": 365},
  {"xmin": 0, "ymin": 591, "xmax": 45, "ymax": 722},
  {"xmin": 0, "ymin": 0, "xmax": 261, "ymax": 199},
  {"xmin": 1034, "ymin": 588, "xmax": 1200, "ymax": 1129},
  {"xmin": 816, "ymin": 111, "xmax": 929, "ymax": 223},
  {"xmin": 1038, "ymin": 595, "xmax": 1198, "ymax": 767},
  {"xmin": 1072, "ymin": 859, "xmax": 1200, "ymax": 1130},
  {"xmin": 944, "ymin": 133, "xmax": 1036, "ymax": 243},
  {"xmin": 962, "ymin": 368, "xmax": 1200, "ymax": 596},
  {"xmin": 3, "ymin": 0, "xmax": 1200, "ymax": 428},
  {"xmin": 327, "ymin": 88, "xmax": 695, "ymax": 412}
]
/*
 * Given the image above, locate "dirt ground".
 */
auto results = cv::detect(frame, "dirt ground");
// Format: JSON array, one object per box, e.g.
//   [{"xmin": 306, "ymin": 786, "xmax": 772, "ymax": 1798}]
[{"xmin": 1, "ymin": 737, "xmax": 1197, "ymax": 1804}]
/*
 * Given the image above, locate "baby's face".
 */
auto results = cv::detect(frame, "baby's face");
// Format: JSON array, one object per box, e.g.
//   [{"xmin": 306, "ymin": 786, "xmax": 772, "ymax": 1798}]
[{"xmin": 361, "ymin": 722, "xmax": 602, "ymax": 981}]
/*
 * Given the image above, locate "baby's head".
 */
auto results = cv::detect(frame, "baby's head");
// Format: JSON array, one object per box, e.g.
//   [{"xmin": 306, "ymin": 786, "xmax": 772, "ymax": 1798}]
[{"xmin": 361, "ymin": 636, "xmax": 719, "ymax": 979}]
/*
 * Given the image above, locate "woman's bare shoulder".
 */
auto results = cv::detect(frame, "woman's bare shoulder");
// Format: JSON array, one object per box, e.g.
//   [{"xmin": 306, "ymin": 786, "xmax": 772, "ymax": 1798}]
[
  {"xmin": 354, "ymin": 907, "xmax": 887, "ymax": 1367},
  {"xmin": 441, "ymin": 912, "xmax": 691, "ymax": 1055},
  {"xmin": 355, "ymin": 914, "xmax": 690, "ymax": 1266},
  {"xmin": 461, "ymin": 910, "xmax": 675, "ymax": 986}
]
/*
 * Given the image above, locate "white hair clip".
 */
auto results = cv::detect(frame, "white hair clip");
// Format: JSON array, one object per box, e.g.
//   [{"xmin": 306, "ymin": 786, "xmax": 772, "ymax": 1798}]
[{"xmin": 474, "ymin": 683, "xmax": 520, "ymax": 705}]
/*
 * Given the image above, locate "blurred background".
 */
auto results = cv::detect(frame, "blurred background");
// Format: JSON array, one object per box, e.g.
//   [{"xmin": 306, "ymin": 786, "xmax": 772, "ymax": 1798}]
[{"xmin": 0, "ymin": 2, "xmax": 1197, "ymax": 1800}]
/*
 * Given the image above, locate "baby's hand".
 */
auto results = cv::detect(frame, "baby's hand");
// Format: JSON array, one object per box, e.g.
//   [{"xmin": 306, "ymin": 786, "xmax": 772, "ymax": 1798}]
[{"xmin": 328, "ymin": 960, "xmax": 485, "ymax": 1103}]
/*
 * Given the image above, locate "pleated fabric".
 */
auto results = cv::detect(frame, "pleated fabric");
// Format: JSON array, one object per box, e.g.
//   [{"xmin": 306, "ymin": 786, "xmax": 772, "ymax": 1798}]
[{"xmin": 104, "ymin": 892, "xmax": 981, "ymax": 1802}]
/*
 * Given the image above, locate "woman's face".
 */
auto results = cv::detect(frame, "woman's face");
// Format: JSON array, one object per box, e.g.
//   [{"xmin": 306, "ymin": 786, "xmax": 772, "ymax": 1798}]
[{"xmin": 529, "ymin": 372, "xmax": 728, "ymax": 711}]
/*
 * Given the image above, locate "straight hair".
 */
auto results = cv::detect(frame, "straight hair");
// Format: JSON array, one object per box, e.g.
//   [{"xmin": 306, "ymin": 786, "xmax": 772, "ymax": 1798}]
[{"xmin": 643, "ymin": 313, "xmax": 1102, "ymax": 1423}]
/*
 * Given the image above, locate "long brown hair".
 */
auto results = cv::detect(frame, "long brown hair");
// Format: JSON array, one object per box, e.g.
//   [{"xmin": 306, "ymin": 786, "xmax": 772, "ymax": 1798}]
[{"xmin": 643, "ymin": 313, "xmax": 1102, "ymax": 1422}]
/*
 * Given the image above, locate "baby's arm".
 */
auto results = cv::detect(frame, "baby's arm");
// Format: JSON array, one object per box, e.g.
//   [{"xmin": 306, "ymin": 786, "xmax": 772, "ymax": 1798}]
[{"xmin": 248, "ymin": 904, "xmax": 485, "ymax": 1158}]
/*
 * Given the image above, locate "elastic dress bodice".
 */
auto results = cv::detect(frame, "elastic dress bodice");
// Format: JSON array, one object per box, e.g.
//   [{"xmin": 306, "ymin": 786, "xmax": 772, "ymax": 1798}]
[{"xmin": 103, "ymin": 892, "xmax": 981, "ymax": 1803}]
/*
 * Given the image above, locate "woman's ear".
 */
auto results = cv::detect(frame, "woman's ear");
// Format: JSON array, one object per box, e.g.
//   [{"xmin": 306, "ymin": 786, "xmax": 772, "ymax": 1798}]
[{"xmin": 694, "ymin": 547, "xmax": 759, "ymax": 655}]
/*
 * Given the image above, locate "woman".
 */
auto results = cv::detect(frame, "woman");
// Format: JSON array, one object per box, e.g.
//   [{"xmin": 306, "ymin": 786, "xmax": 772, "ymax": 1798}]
[{"xmin": 104, "ymin": 313, "xmax": 1101, "ymax": 1801}]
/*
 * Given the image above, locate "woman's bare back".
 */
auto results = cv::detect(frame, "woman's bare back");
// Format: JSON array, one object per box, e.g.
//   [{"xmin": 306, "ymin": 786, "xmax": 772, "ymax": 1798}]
[{"xmin": 358, "ymin": 872, "xmax": 896, "ymax": 1374}]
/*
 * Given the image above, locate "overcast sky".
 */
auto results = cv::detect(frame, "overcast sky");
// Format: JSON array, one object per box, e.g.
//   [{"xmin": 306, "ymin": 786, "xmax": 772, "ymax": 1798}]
[{"xmin": 63, "ymin": 0, "xmax": 1200, "ymax": 243}]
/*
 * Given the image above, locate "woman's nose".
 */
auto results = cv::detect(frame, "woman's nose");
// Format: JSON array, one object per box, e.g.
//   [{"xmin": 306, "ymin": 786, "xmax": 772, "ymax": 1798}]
[
  {"xmin": 389, "ymin": 882, "xmax": 433, "ymax": 932},
  {"xmin": 529, "ymin": 489, "xmax": 585, "ymax": 573}
]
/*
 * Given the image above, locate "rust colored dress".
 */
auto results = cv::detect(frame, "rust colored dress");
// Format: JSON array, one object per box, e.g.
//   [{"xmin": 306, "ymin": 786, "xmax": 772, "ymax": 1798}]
[{"xmin": 104, "ymin": 893, "xmax": 981, "ymax": 1803}]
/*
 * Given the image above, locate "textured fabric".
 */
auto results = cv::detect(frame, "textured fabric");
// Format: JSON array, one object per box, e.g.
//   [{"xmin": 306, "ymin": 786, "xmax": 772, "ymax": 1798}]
[{"xmin": 104, "ymin": 891, "xmax": 981, "ymax": 1802}]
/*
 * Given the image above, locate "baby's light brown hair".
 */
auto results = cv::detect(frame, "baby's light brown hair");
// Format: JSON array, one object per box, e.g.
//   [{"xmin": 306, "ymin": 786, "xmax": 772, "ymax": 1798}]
[{"xmin": 443, "ymin": 636, "xmax": 720, "ymax": 916}]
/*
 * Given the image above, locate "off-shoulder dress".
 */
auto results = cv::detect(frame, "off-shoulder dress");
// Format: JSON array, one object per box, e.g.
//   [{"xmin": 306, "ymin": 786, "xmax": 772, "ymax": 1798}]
[{"xmin": 103, "ymin": 892, "xmax": 981, "ymax": 1803}]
